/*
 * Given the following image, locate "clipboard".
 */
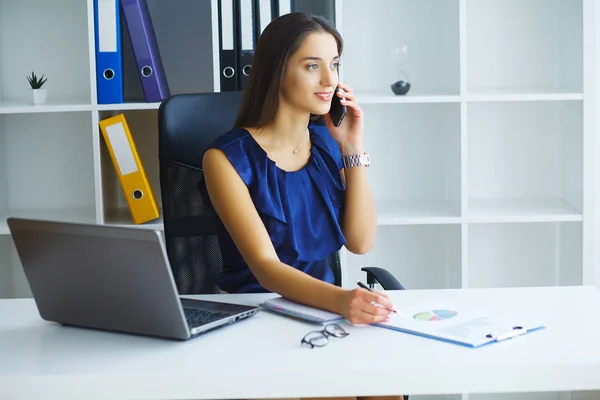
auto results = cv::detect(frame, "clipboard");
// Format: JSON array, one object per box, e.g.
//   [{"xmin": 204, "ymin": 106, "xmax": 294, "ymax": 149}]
[{"xmin": 375, "ymin": 301, "xmax": 546, "ymax": 348}]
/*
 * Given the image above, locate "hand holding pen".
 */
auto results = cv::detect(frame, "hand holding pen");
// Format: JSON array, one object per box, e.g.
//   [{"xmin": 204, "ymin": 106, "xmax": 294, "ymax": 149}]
[
  {"xmin": 337, "ymin": 281, "xmax": 403, "ymax": 325},
  {"xmin": 357, "ymin": 281, "xmax": 405, "ymax": 318}
]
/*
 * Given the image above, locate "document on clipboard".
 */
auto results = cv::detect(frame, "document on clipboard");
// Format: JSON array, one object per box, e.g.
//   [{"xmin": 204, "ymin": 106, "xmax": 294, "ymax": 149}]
[{"xmin": 376, "ymin": 301, "xmax": 545, "ymax": 348}]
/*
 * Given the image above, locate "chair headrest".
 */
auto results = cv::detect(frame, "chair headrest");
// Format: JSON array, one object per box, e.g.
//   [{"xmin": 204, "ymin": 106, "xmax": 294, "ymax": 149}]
[{"xmin": 158, "ymin": 91, "xmax": 244, "ymax": 169}]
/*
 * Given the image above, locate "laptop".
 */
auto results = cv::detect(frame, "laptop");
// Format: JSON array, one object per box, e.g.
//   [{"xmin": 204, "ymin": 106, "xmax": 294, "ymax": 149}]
[{"xmin": 6, "ymin": 217, "xmax": 260, "ymax": 341}]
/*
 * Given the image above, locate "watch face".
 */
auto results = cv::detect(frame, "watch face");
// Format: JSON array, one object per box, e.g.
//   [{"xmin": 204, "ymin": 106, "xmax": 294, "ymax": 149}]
[{"xmin": 362, "ymin": 154, "xmax": 370, "ymax": 166}]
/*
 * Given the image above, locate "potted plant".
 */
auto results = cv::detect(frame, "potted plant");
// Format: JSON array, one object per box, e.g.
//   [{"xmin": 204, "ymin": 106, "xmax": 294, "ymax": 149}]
[{"xmin": 27, "ymin": 71, "xmax": 48, "ymax": 105}]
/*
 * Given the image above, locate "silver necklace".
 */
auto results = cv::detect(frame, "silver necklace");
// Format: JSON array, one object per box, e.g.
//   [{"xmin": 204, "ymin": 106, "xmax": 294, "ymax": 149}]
[
  {"xmin": 291, "ymin": 130, "xmax": 309, "ymax": 154},
  {"xmin": 293, "ymin": 136, "xmax": 307, "ymax": 154}
]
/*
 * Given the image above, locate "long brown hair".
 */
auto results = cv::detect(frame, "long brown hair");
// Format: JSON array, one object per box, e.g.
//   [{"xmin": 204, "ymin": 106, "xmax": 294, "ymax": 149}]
[{"xmin": 233, "ymin": 12, "xmax": 343, "ymax": 129}]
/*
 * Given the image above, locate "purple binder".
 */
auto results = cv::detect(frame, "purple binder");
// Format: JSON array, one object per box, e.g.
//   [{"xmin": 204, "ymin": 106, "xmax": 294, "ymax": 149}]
[{"xmin": 121, "ymin": 0, "xmax": 170, "ymax": 102}]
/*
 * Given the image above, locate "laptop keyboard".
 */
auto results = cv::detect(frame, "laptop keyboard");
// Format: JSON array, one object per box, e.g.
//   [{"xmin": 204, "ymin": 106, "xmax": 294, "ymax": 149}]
[{"xmin": 183, "ymin": 308, "xmax": 234, "ymax": 329}]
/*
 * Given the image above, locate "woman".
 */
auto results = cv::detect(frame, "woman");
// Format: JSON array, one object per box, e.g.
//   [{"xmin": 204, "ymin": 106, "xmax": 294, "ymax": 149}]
[{"xmin": 203, "ymin": 12, "xmax": 396, "ymax": 333}]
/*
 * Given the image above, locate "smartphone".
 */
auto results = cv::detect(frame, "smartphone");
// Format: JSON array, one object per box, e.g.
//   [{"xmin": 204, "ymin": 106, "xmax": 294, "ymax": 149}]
[{"xmin": 329, "ymin": 87, "xmax": 347, "ymax": 127}]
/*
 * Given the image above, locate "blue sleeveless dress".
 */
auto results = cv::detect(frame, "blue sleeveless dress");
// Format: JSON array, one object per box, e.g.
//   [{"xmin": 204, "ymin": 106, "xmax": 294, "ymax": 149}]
[{"xmin": 200, "ymin": 123, "xmax": 347, "ymax": 293}]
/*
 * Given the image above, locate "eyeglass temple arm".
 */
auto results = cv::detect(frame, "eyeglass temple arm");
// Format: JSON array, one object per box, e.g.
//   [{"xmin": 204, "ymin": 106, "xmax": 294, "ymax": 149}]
[{"xmin": 361, "ymin": 267, "xmax": 406, "ymax": 291}]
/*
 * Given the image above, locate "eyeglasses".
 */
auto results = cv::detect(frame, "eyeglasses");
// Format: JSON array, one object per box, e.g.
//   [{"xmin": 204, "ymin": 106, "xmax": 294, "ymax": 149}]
[{"xmin": 301, "ymin": 323, "xmax": 349, "ymax": 348}]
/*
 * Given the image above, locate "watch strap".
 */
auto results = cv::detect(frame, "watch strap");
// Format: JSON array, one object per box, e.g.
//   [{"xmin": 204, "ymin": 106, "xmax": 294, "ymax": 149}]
[{"xmin": 342, "ymin": 152, "xmax": 370, "ymax": 168}]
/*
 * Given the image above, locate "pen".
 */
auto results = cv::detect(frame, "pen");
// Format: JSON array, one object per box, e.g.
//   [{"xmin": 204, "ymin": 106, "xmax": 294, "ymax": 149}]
[{"xmin": 356, "ymin": 280, "xmax": 404, "ymax": 317}]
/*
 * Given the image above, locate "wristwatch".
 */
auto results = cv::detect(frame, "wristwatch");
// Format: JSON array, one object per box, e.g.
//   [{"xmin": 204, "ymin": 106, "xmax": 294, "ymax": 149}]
[{"xmin": 342, "ymin": 152, "xmax": 370, "ymax": 168}]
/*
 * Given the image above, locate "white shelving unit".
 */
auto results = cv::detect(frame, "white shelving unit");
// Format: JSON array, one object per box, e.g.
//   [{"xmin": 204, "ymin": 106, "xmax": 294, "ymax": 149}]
[
  {"xmin": 337, "ymin": 1, "xmax": 598, "ymax": 398},
  {"xmin": 0, "ymin": 0, "xmax": 598, "ymax": 398}
]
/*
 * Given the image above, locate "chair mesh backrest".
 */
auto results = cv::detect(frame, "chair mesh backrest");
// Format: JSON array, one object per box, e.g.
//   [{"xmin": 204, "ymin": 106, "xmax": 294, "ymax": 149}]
[
  {"xmin": 159, "ymin": 161, "xmax": 223, "ymax": 294},
  {"xmin": 157, "ymin": 92, "xmax": 341, "ymax": 294}
]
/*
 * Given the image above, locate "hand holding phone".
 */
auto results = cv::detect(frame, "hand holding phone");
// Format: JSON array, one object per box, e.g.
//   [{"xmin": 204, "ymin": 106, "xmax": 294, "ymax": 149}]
[{"xmin": 329, "ymin": 87, "xmax": 347, "ymax": 127}]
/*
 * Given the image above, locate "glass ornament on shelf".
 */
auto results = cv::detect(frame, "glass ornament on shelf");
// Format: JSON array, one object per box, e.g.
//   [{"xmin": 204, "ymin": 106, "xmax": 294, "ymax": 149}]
[{"xmin": 390, "ymin": 43, "xmax": 411, "ymax": 95}]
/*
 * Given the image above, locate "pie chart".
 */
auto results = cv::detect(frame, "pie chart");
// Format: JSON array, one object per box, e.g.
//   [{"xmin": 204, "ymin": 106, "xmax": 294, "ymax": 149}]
[{"xmin": 413, "ymin": 309, "xmax": 457, "ymax": 321}]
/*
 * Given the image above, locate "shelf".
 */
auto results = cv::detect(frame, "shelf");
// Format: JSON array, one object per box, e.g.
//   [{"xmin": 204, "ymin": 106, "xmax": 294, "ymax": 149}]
[
  {"xmin": 467, "ymin": 0, "xmax": 583, "ymax": 93},
  {"xmin": 467, "ymin": 198, "xmax": 582, "ymax": 223},
  {"xmin": 0, "ymin": 99, "xmax": 93, "ymax": 114},
  {"xmin": 90, "ymin": 201, "xmax": 461, "ymax": 230},
  {"xmin": 355, "ymin": 89, "xmax": 583, "ymax": 104},
  {"xmin": 345, "ymin": 225, "xmax": 462, "ymax": 290},
  {"xmin": 468, "ymin": 101, "xmax": 582, "ymax": 210},
  {"xmin": 103, "ymin": 208, "xmax": 163, "ymax": 231},
  {"xmin": 95, "ymin": 102, "xmax": 162, "ymax": 111},
  {"xmin": 374, "ymin": 198, "xmax": 581, "ymax": 225},
  {"xmin": 340, "ymin": 0, "xmax": 460, "ymax": 96},
  {"xmin": 376, "ymin": 200, "xmax": 461, "ymax": 225},
  {"xmin": 469, "ymin": 393, "xmax": 570, "ymax": 400},
  {"xmin": 466, "ymin": 88, "xmax": 584, "ymax": 102},
  {"xmin": 357, "ymin": 90, "xmax": 460, "ymax": 104},
  {"xmin": 0, "ymin": 208, "xmax": 97, "ymax": 235},
  {"xmin": 0, "ymin": 0, "xmax": 91, "ymax": 104},
  {"xmin": 467, "ymin": 222, "xmax": 582, "ymax": 289},
  {"xmin": 362, "ymin": 102, "xmax": 461, "ymax": 216}
]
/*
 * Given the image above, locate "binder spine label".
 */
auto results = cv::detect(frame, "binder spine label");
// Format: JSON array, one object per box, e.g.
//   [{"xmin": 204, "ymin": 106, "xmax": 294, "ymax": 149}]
[
  {"xmin": 98, "ymin": 0, "xmax": 118, "ymax": 52},
  {"xmin": 221, "ymin": 0, "xmax": 235, "ymax": 50},
  {"xmin": 106, "ymin": 123, "xmax": 138, "ymax": 176},
  {"xmin": 240, "ymin": 0, "xmax": 254, "ymax": 51},
  {"xmin": 258, "ymin": 0, "xmax": 272, "ymax": 33}
]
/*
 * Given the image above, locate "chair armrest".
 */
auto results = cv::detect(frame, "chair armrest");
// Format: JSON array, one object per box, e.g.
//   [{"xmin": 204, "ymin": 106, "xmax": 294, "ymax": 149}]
[{"xmin": 361, "ymin": 267, "xmax": 406, "ymax": 291}]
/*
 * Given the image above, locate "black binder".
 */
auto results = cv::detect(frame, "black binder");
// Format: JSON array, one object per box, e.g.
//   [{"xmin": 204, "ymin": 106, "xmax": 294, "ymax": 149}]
[
  {"xmin": 218, "ymin": 0, "xmax": 239, "ymax": 91},
  {"xmin": 221, "ymin": 0, "xmax": 335, "ymax": 92},
  {"xmin": 235, "ymin": 0, "xmax": 256, "ymax": 90}
]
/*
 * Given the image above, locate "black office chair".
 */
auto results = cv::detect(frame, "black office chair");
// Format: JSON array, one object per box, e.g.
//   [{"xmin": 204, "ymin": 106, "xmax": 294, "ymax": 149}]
[{"xmin": 157, "ymin": 91, "xmax": 406, "ymax": 295}]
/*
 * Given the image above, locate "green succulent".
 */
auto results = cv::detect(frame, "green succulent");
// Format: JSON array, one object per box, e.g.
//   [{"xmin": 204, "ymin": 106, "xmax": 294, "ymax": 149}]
[{"xmin": 26, "ymin": 71, "xmax": 47, "ymax": 89}]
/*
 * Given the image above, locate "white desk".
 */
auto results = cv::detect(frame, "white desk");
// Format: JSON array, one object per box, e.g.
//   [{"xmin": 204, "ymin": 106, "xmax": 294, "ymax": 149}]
[{"xmin": 1, "ymin": 286, "xmax": 600, "ymax": 400}]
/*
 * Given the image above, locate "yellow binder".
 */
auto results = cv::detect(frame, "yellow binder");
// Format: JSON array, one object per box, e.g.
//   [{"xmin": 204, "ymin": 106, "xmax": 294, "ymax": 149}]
[{"xmin": 99, "ymin": 114, "xmax": 159, "ymax": 224}]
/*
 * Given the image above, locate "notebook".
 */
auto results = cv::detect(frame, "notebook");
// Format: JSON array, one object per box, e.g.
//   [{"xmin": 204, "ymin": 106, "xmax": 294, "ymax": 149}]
[
  {"xmin": 259, "ymin": 297, "xmax": 345, "ymax": 324},
  {"xmin": 376, "ymin": 300, "xmax": 545, "ymax": 348}
]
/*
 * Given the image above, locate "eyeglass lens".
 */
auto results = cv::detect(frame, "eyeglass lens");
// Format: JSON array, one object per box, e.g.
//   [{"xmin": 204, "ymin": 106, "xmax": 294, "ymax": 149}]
[
  {"xmin": 324, "ymin": 323, "xmax": 348, "ymax": 337},
  {"xmin": 303, "ymin": 331, "xmax": 329, "ymax": 347}
]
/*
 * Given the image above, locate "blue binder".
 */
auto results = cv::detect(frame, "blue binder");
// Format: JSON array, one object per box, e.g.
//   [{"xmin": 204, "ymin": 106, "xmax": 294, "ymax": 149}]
[{"xmin": 94, "ymin": 0, "xmax": 124, "ymax": 104}]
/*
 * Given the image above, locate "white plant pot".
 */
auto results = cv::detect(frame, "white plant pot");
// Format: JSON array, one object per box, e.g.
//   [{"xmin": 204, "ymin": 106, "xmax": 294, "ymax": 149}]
[{"xmin": 31, "ymin": 88, "xmax": 47, "ymax": 105}]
